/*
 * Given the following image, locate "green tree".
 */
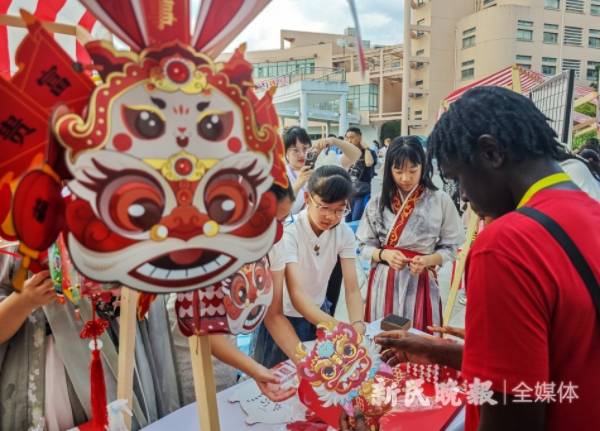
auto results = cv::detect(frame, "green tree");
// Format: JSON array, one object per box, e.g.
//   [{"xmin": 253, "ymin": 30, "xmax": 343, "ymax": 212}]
[{"xmin": 380, "ymin": 120, "xmax": 401, "ymax": 142}]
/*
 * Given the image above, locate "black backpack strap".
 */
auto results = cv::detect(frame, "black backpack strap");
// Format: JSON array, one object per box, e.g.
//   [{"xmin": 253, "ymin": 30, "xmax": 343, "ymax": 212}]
[{"xmin": 518, "ymin": 206, "xmax": 600, "ymax": 319}]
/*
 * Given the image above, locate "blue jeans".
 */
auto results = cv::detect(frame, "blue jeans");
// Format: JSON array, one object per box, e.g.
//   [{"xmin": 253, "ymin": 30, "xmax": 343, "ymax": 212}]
[
  {"xmin": 347, "ymin": 194, "xmax": 369, "ymax": 222},
  {"xmin": 253, "ymin": 301, "xmax": 331, "ymax": 368}
]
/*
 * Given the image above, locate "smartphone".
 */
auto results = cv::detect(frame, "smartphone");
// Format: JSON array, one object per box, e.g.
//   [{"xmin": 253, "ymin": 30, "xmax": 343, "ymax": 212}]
[
  {"xmin": 304, "ymin": 150, "xmax": 318, "ymax": 169},
  {"xmin": 380, "ymin": 314, "xmax": 412, "ymax": 331}
]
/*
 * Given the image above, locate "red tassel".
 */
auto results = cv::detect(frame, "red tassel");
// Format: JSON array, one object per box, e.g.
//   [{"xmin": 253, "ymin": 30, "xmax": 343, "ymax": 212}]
[{"xmin": 90, "ymin": 347, "xmax": 108, "ymax": 429}]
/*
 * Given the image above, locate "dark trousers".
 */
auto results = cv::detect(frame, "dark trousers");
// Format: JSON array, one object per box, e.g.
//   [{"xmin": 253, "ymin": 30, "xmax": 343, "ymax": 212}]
[
  {"xmin": 253, "ymin": 302, "xmax": 331, "ymax": 368},
  {"xmin": 346, "ymin": 194, "xmax": 369, "ymax": 222},
  {"xmin": 325, "ymin": 257, "xmax": 343, "ymax": 317}
]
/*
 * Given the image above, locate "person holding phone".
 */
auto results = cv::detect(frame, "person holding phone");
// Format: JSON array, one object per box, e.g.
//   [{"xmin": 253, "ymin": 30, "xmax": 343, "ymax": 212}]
[
  {"xmin": 345, "ymin": 127, "xmax": 377, "ymax": 222},
  {"xmin": 283, "ymin": 127, "xmax": 360, "ymax": 215}
]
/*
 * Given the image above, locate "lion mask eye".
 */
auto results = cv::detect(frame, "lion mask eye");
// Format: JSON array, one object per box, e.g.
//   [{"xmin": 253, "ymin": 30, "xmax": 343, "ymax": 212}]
[{"xmin": 122, "ymin": 105, "xmax": 165, "ymax": 140}]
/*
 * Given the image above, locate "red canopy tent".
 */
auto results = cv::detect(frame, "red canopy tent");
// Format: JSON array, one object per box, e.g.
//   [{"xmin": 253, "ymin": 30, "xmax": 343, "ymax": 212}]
[{"xmin": 440, "ymin": 64, "xmax": 546, "ymax": 112}]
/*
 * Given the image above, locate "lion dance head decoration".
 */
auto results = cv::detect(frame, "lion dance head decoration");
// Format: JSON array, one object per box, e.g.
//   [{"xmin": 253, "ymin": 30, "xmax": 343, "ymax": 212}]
[
  {"xmin": 0, "ymin": 0, "xmax": 287, "ymax": 296},
  {"xmin": 296, "ymin": 322, "xmax": 397, "ymax": 429}
]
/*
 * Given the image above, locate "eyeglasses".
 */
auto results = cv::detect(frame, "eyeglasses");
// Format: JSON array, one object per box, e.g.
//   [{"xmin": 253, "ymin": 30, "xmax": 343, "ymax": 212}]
[{"xmin": 308, "ymin": 195, "xmax": 351, "ymax": 218}]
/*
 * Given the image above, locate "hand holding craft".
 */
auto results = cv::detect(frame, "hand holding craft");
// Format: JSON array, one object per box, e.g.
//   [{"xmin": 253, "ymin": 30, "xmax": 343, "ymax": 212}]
[
  {"xmin": 375, "ymin": 330, "xmax": 451, "ymax": 366},
  {"xmin": 381, "ymin": 249, "xmax": 410, "ymax": 271},
  {"xmin": 253, "ymin": 366, "xmax": 296, "ymax": 402},
  {"xmin": 408, "ymin": 255, "xmax": 429, "ymax": 275},
  {"xmin": 21, "ymin": 270, "xmax": 56, "ymax": 310},
  {"xmin": 339, "ymin": 410, "xmax": 368, "ymax": 431}
]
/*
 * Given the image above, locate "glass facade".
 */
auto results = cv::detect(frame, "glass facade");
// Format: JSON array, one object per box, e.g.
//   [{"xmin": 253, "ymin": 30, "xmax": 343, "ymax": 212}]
[
  {"xmin": 348, "ymin": 84, "xmax": 379, "ymax": 113},
  {"xmin": 252, "ymin": 58, "xmax": 316, "ymax": 79}
]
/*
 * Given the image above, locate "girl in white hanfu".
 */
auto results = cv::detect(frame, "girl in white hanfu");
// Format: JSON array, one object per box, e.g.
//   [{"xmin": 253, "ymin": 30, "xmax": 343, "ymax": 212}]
[{"xmin": 356, "ymin": 137, "xmax": 464, "ymax": 331}]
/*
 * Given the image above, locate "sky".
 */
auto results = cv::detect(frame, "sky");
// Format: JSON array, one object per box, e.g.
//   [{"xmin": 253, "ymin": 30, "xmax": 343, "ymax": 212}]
[{"xmin": 190, "ymin": 0, "xmax": 404, "ymax": 52}]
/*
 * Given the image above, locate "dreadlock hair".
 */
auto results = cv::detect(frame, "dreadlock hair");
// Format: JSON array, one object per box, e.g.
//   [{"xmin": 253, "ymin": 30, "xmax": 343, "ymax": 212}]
[
  {"xmin": 307, "ymin": 165, "xmax": 353, "ymax": 204},
  {"xmin": 380, "ymin": 136, "xmax": 437, "ymax": 213},
  {"xmin": 428, "ymin": 86, "xmax": 570, "ymax": 176}
]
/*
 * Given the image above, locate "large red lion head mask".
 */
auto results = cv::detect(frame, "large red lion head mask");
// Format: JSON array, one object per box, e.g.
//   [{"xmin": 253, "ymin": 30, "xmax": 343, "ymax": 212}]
[
  {"xmin": 55, "ymin": 42, "xmax": 286, "ymax": 293},
  {"xmin": 0, "ymin": 1, "xmax": 287, "ymax": 295}
]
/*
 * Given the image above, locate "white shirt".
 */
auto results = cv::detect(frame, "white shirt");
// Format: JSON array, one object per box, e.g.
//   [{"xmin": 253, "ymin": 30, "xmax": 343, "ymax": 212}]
[
  {"xmin": 268, "ymin": 239, "xmax": 286, "ymax": 272},
  {"xmin": 560, "ymin": 158, "xmax": 600, "ymax": 202},
  {"xmin": 281, "ymin": 209, "xmax": 357, "ymax": 317}
]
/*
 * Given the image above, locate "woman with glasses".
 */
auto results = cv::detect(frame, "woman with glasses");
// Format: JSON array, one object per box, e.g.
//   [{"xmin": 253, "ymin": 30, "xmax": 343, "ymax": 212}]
[
  {"xmin": 283, "ymin": 127, "xmax": 360, "ymax": 215},
  {"xmin": 255, "ymin": 166, "xmax": 365, "ymax": 367},
  {"xmin": 356, "ymin": 137, "xmax": 463, "ymax": 332}
]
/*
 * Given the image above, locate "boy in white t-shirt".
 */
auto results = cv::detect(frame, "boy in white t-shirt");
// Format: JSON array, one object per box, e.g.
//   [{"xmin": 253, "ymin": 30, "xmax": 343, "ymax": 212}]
[{"xmin": 254, "ymin": 166, "xmax": 365, "ymax": 367}]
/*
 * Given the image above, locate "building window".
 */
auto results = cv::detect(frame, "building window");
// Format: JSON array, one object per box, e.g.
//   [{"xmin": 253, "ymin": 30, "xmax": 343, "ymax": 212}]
[
  {"xmin": 461, "ymin": 60, "xmax": 475, "ymax": 80},
  {"xmin": 543, "ymin": 23, "xmax": 559, "ymax": 44},
  {"xmin": 415, "ymin": 79, "xmax": 424, "ymax": 87},
  {"xmin": 252, "ymin": 58, "xmax": 315, "ymax": 79},
  {"xmin": 565, "ymin": 0, "xmax": 584, "ymax": 13},
  {"xmin": 461, "ymin": 68, "xmax": 475, "ymax": 80},
  {"xmin": 562, "ymin": 58, "xmax": 581, "ymax": 77},
  {"xmin": 542, "ymin": 57, "xmax": 557, "ymax": 75},
  {"xmin": 517, "ymin": 20, "xmax": 533, "ymax": 41},
  {"xmin": 587, "ymin": 61, "xmax": 600, "ymax": 81},
  {"xmin": 483, "ymin": 0, "xmax": 497, "ymax": 6},
  {"xmin": 348, "ymin": 84, "xmax": 379, "ymax": 112},
  {"xmin": 416, "ymin": 48, "xmax": 425, "ymax": 56},
  {"xmin": 462, "ymin": 27, "xmax": 476, "ymax": 48},
  {"xmin": 544, "ymin": 0, "xmax": 560, "ymax": 9},
  {"xmin": 589, "ymin": 29, "xmax": 600, "ymax": 48},
  {"xmin": 516, "ymin": 55, "xmax": 533, "ymax": 69},
  {"xmin": 563, "ymin": 26, "xmax": 583, "ymax": 45},
  {"xmin": 592, "ymin": 1, "xmax": 600, "ymax": 15}
]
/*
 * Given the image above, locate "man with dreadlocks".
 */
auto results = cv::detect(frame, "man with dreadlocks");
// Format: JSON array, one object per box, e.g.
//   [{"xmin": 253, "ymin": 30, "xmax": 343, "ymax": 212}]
[{"xmin": 374, "ymin": 86, "xmax": 600, "ymax": 431}]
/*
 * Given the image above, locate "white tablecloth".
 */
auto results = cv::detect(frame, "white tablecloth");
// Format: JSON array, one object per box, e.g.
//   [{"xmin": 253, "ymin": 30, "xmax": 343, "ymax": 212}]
[{"xmin": 142, "ymin": 321, "xmax": 465, "ymax": 431}]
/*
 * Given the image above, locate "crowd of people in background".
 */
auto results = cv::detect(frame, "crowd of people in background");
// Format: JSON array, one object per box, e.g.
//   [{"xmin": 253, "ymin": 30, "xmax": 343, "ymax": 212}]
[{"xmin": 1, "ymin": 86, "xmax": 600, "ymax": 430}]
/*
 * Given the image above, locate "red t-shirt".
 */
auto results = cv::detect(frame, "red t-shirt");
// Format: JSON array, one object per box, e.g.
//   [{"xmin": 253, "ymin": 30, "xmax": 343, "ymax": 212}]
[{"xmin": 462, "ymin": 189, "xmax": 600, "ymax": 431}]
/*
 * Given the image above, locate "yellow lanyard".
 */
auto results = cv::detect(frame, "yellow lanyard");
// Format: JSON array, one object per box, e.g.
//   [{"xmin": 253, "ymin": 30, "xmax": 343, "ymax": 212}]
[{"xmin": 517, "ymin": 172, "xmax": 571, "ymax": 208}]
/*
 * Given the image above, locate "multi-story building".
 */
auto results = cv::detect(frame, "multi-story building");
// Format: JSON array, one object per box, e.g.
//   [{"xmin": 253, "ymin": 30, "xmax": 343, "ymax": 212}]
[
  {"xmin": 218, "ymin": 29, "xmax": 403, "ymax": 143},
  {"xmin": 405, "ymin": 0, "xmax": 600, "ymax": 134}
]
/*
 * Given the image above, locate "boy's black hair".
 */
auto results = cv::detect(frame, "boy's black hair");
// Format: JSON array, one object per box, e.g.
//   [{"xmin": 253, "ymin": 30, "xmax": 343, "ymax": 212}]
[
  {"xmin": 307, "ymin": 165, "xmax": 353, "ymax": 203},
  {"xmin": 380, "ymin": 136, "xmax": 437, "ymax": 212},
  {"xmin": 269, "ymin": 179, "xmax": 295, "ymax": 202},
  {"xmin": 346, "ymin": 126, "xmax": 362, "ymax": 136},
  {"xmin": 283, "ymin": 126, "xmax": 311, "ymax": 152},
  {"xmin": 428, "ymin": 86, "xmax": 568, "ymax": 171}
]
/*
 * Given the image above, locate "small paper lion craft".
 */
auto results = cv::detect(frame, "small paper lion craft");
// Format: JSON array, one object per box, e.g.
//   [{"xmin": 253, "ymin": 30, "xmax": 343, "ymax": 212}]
[
  {"xmin": 296, "ymin": 322, "xmax": 466, "ymax": 430},
  {"xmin": 0, "ymin": 0, "xmax": 288, "ymax": 296}
]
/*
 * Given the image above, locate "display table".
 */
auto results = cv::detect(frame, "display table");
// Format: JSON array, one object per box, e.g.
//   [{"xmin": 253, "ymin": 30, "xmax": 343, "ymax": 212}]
[{"xmin": 142, "ymin": 321, "xmax": 466, "ymax": 431}]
